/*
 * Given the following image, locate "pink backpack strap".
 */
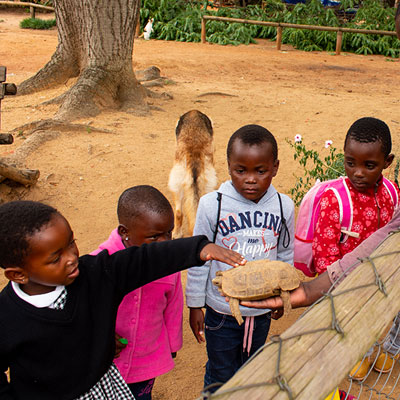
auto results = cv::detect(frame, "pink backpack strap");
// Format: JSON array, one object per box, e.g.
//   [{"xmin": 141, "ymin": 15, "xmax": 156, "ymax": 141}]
[
  {"xmin": 382, "ymin": 177, "xmax": 399, "ymax": 208},
  {"xmin": 325, "ymin": 177, "xmax": 358, "ymax": 239}
]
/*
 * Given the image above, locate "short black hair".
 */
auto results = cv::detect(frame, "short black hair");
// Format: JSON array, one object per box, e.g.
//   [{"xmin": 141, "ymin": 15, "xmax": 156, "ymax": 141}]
[
  {"xmin": 117, "ymin": 185, "xmax": 173, "ymax": 224},
  {"xmin": 0, "ymin": 201, "xmax": 59, "ymax": 268},
  {"xmin": 227, "ymin": 124, "xmax": 278, "ymax": 161},
  {"xmin": 345, "ymin": 117, "xmax": 392, "ymax": 157}
]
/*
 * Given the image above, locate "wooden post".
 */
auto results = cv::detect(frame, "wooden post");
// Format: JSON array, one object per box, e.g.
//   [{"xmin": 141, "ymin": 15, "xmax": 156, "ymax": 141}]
[
  {"xmin": 30, "ymin": 5, "xmax": 35, "ymax": 19},
  {"xmin": 135, "ymin": 11, "xmax": 140, "ymax": 38},
  {"xmin": 276, "ymin": 26, "xmax": 282, "ymax": 51},
  {"xmin": 336, "ymin": 30, "xmax": 343, "ymax": 55},
  {"xmin": 0, "ymin": 161, "xmax": 39, "ymax": 186},
  {"xmin": 201, "ymin": 18, "xmax": 206, "ymax": 44}
]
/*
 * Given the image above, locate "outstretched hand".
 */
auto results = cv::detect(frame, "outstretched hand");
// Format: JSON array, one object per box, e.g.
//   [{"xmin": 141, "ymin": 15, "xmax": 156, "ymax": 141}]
[
  {"xmin": 240, "ymin": 274, "xmax": 331, "ymax": 311},
  {"xmin": 240, "ymin": 295, "xmax": 285, "ymax": 310},
  {"xmin": 200, "ymin": 243, "xmax": 246, "ymax": 268}
]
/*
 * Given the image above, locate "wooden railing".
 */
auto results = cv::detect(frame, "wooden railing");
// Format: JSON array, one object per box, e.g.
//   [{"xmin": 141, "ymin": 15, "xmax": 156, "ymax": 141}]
[
  {"xmin": 0, "ymin": 1, "xmax": 54, "ymax": 19},
  {"xmin": 201, "ymin": 15, "xmax": 398, "ymax": 55}
]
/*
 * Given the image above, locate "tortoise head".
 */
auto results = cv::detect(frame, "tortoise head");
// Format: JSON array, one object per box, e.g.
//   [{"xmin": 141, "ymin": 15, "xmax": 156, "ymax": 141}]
[{"xmin": 212, "ymin": 271, "xmax": 222, "ymax": 288}]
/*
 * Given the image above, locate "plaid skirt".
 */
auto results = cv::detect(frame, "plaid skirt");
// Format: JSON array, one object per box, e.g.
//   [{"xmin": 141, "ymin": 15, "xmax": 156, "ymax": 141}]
[{"xmin": 76, "ymin": 363, "xmax": 134, "ymax": 400}]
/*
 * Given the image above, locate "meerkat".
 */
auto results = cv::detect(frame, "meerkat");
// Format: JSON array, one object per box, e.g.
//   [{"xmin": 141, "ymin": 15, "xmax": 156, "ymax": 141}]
[{"xmin": 168, "ymin": 110, "xmax": 218, "ymax": 238}]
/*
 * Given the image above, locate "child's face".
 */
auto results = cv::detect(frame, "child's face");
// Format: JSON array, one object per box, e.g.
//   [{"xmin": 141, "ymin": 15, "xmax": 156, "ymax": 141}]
[
  {"xmin": 344, "ymin": 138, "xmax": 393, "ymax": 192},
  {"xmin": 228, "ymin": 139, "xmax": 279, "ymax": 203},
  {"xmin": 122, "ymin": 209, "xmax": 174, "ymax": 247},
  {"xmin": 18, "ymin": 214, "xmax": 79, "ymax": 295}
]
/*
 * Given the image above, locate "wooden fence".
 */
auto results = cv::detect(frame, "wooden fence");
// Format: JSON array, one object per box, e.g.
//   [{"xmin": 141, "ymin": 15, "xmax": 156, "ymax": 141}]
[
  {"xmin": 212, "ymin": 231, "xmax": 400, "ymax": 399},
  {"xmin": 0, "ymin": 1, "xmax": 54, "ymax": 18},
  {"xmin": 201, "ymin": 15, "xmax": 398, "ymax": 54}
]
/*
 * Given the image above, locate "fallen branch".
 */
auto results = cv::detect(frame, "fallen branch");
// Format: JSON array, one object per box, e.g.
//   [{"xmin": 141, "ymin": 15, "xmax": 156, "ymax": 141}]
[
  {"xmin": 10, "ymin": 119, "xmax": 113, "ymax": 136},
  {"xmin": 0, "ymin": 160, "xmax": 39, "ymax": 186}
]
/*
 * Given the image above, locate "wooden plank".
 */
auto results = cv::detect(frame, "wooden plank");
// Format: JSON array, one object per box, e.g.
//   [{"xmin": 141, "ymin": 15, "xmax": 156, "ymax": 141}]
[
  {"xmin": 0, "ymin": 1, "xmax": 54, "ymax": 11},
  {"xmin": 202, "ymin": 15, "xmax": 398, "ymax": 37},
  {"xmin": 215, "ymin": 232, "xmax": 400, "ymax": 399}
]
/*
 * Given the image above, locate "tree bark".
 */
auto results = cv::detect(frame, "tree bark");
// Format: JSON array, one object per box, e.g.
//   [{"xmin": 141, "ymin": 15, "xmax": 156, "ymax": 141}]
[{"xmin": 18, "ymin": 0, "xmax": 147, "ymax": 121}]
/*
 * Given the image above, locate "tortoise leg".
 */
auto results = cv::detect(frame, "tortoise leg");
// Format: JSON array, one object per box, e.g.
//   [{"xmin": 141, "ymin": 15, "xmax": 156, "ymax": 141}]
[
  {"xmin": 229, "ymin": 298, "xmax": 243, "ymax": 325},
  {"xmin": 281, "ymin": 291, "xmax": 292, "ymax": 316}
]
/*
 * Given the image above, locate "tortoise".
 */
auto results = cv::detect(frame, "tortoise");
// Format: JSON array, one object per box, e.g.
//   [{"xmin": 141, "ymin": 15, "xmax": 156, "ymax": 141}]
[{"xmin": 212, "ymin": 259, "xmax": 305, "ymax": 325}]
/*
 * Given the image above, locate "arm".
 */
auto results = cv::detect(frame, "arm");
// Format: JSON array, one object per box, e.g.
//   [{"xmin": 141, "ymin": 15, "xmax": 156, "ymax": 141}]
[
  {"xmin": 312, "ymin": 190, "xmax": 342, "ymax": 274},
  {"xmin": 84, "ymin": 234, "xmax": 245, "ymax": 298},
  {"xmin": 242, "ymin": 207, "xmax": 400, "ymax": 310}
]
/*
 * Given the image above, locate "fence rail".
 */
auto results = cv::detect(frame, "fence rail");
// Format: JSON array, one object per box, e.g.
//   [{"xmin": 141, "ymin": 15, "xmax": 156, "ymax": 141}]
[
  {"xmin": 201, "ymin": 15, "xmax": 398, "ymax": 54},
  {"xmin": 0, "ymin": 1, "xmax": 54, "ymax": 18}
]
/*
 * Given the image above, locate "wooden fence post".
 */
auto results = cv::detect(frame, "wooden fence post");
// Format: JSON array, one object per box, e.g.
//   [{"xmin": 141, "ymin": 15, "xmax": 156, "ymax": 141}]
[
  {"xmin": 30, "ymin": 5, "xmax": 35, "ymax": 18},
  {"xmin": 276, "ymin": 26, "xmax": 282, "ymax": 50},
  {"xmin": 201, "ymin": 18, "xmax": 206, "ymax": 43},
  {"xmin": 135, "ymin": 11, "xmax": 140, "ymax": 38},
  {"xmin": 336, "ymin": 30, "xmax": 343, "ymax": 55}
]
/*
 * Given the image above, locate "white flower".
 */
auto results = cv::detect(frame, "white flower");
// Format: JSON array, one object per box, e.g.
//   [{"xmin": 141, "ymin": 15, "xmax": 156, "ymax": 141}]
[
  {"xmin": 325, "ymin": 140, "xmax": 333, "ymax": 148},
  {"xmin": 294, "ymin": 134, "xmax": 302, "ymax": 143}
]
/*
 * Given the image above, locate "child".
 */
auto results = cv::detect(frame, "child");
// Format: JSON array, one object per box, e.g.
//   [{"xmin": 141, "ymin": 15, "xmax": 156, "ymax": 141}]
[
  {"xmin": 312, "ymin": 117, "xmax": 397, "ymax": 275},
  {"xmin": 0, "ymin": 200, "xmax": 245, "ymax": 400},
  {"xmin": 90, "ymin": 185, "xmax": 182, "ymax": 400},
  {"xmin": 311, "ymin": 117, "xmax": 399, "ymax": 379},
  {"xmin": 185, "ymin": 124, "xmax": 295, "ymax": 392}
]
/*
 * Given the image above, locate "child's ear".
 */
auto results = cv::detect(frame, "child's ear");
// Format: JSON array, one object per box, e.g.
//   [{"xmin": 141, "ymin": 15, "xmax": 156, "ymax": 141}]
[
  {"xmin": 117, "ymin": 224, "xmax": 129, "ymax": 241},
  {"xmin": 4, "ymin": 267, "xmax": 28, "ymax": 285},
  {"xmin": 272, "ymin": 159, "xmax": 280, "ymax": 177},
  {"xmin": 384, "ymin": 153, "xmax": 395, "ymax": 169}
]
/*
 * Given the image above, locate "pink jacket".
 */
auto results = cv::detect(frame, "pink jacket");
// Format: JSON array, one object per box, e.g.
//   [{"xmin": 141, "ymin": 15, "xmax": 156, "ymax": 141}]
[{"xmin": 91, "ymin": 229, "xmax": 183, "ymax": 383}]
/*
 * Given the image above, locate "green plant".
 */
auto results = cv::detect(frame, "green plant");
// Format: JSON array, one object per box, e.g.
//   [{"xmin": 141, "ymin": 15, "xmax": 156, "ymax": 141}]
[
  {"xmin": 140, "ymin": 0, "xmax": 400, "ymax": 57},
  {"xmin": 287, "ymin": 138, "xmax": 345, "ymax": 206},
  {"xmin": 20, "ymin": 18, "xmax": 56, "ymax": 29}
]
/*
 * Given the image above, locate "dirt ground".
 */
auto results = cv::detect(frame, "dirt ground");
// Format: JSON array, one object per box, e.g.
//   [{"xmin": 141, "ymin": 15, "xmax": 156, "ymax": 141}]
[{"xmin": 0, "ymin": 8, "xmax": 399, "ymax": 400}]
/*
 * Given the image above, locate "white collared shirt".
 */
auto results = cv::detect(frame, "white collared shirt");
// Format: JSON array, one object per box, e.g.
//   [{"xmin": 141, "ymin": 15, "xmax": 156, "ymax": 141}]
[{"xmin": 11, "ymin": 282, "xmax": 66, "ymax": 309}]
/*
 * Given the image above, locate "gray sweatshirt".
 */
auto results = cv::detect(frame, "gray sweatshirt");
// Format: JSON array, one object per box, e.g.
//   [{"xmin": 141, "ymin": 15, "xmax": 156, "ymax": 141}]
[{"xmin": 186, "ymin": 180, "xmax": 295, "ymax": 316}]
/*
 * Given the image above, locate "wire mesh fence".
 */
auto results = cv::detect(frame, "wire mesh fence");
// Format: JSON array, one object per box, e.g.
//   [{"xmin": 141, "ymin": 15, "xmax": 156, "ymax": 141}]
[{"xmin": 196, "ymin": 229, "xmax": 400, "ymax": 399}]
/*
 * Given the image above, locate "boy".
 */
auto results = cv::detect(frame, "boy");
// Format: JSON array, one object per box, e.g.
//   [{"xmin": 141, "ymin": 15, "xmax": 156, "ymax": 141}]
[
  {"xmin": 185, "ymin": 124, "xmax": 295, "ymax": 392},
  {"xmin": 0, "ymin": 200, "xmax": 245, "ymax": 400}
]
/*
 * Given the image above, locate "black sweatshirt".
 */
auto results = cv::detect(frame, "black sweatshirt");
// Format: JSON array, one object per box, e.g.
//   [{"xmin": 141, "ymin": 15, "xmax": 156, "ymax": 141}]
[{"xmin": 0, "ymin": 235, "xmax": 209, "ymax": 400}]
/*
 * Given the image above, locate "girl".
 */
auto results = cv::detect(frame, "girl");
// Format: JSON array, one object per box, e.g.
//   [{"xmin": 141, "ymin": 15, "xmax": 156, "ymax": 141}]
[{"xmin": 91, "ymin": 185, "xmax": 182, "ymax": 399}]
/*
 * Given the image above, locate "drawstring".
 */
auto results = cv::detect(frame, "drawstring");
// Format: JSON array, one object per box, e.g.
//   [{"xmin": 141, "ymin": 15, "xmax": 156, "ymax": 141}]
[{"xmin": 243, "ymin": 316, "xmax": 254, "ymax": 355}]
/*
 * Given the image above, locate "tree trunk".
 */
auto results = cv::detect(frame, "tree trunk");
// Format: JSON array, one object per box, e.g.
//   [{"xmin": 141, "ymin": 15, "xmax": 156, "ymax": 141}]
[
  {"xmin": 396, "ymin": 3, "xmax": 400, "ymax": 39},
  {"xmin": 18, "ymin": 0, "xmax": 147, "ymax": 121}
]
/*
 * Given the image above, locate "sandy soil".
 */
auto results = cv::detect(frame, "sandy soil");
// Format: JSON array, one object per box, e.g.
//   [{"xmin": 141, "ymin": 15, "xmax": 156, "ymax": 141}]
[{"xmin": 0, "ymin": 8, "xmax": 399, "ymax": 400}]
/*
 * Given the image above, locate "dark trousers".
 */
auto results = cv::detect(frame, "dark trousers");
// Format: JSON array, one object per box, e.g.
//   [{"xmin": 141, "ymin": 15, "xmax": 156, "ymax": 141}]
[
  {"xmin": 128, "ymin": 378, "xmax": 155, "ymax": 400},
  {"xmin": 203, "ymin": 305, "xmax": 271, "ymax": 393}
]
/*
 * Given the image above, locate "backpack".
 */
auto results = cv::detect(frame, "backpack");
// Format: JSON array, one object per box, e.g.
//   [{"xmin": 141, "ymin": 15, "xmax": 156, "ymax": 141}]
[{"xmin": 294, "ymin": 176, "xmax": 399, "ymax": 277}]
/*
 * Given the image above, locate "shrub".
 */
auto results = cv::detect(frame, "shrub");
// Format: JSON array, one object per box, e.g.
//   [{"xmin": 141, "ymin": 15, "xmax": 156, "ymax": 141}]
[{"xmin": 20, "ymin": 18, "xmax": 56, "ymax": 30}]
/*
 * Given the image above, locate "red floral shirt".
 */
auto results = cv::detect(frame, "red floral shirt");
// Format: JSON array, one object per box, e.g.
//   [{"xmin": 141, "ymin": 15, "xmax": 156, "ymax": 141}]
[{"xmin": 312, "ymin": 176, "xmax": 399, "ymax": 274}]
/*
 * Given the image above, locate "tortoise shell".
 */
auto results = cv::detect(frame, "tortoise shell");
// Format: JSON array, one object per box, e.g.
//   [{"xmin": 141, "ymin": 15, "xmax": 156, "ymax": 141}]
[{"xmin": 213, "ymin": 259, "xmax": 304, "ymax": 301}]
